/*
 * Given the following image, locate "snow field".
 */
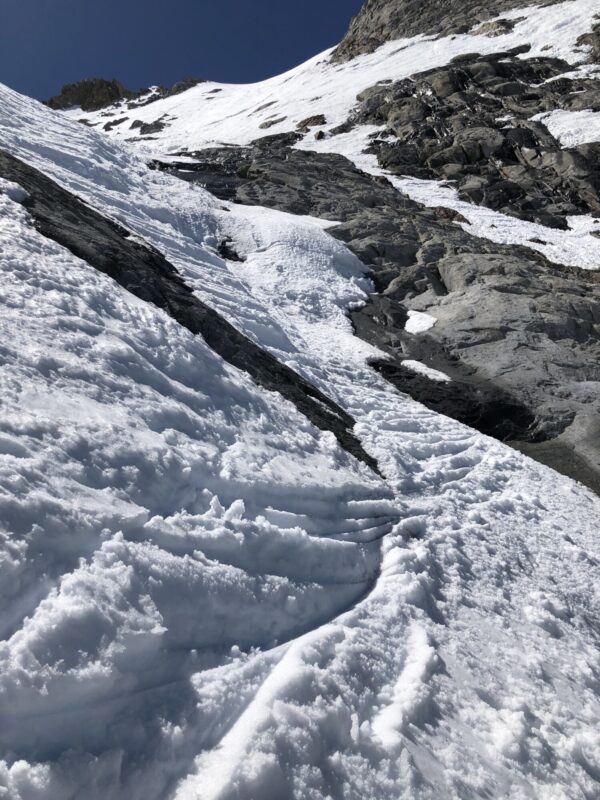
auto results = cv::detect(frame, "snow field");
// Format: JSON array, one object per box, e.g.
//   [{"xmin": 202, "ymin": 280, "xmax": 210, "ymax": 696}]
[
  {"xmin": 1, "ymin": 0, "xmax": 600, "ymax": 794},
  {"xmin": 69, "ymin": 1, "xmax": 598, "ymax": 155},
  {"xmin": 533, "ymin": 108, "xmax": 600, "ymax": 147}
]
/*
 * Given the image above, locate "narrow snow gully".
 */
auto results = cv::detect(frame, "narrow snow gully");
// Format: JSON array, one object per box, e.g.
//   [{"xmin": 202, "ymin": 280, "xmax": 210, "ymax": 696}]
[{"xmin": 0, "ymin": 149, "xmax": 378, "ymax": 476}]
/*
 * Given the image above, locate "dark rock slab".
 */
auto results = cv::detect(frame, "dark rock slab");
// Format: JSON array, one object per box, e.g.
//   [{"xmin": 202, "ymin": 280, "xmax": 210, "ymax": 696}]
[
  {"xmin": 0, "ymin": 150, "xmax": 379, "ymax": 475},
  {"xmin": 352, "ymin": 53, "xmax": 600, "ymax": 227}
]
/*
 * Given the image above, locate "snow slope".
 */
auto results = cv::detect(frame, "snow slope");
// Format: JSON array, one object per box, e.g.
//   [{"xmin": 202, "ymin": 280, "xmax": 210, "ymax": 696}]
[
  {"xmin": 1, "ymin": 2, "xmax": 600, "ymax": 798},
  {"xmin": 70, "ymin": 0, "xmax": 596, "ymax": 153},
  {"xmin": 533, "ymin": 108, "xmax": 600, "ymax": 147},
  {"xmin": 72, "ymin": 0, "xmax": 600, "ymax": 273}
]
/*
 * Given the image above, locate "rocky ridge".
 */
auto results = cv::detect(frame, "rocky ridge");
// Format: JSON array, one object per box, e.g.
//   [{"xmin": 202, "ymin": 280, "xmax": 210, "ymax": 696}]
[
  {"xmin": 46, "ymin": 77, "xmax": 203, "ymax": 112},
  {"xmin": 49, "ymin": 1, "xmax": 600, "ymax": 493},
  {"xmin": 332, "ymin": 0, "xmax": 567, "ymax": 61}
]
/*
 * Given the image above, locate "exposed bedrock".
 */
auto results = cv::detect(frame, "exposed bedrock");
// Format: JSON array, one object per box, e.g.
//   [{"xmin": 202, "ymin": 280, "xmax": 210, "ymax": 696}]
[
  {"xmin": 0, "ymin": 150, "xmax": 378, "ymax": 475},
  {"xmin": 152, "ymin": 124, "xmax": 600, "ymax": 492},
  {"xmin": 45, "ymin": 78, "xmax": 136, "ymax": 112},
  {"xmin": 354, "ymin": 51, "xmax": 600, "ymax": 228},
  {"xmin": 332, "ymin": 0, "xmax": 568, "ymax": 62}
]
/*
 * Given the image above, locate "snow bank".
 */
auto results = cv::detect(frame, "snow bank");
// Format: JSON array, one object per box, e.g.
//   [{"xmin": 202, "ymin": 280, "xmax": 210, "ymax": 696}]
[{"xmin": 534, "ymin": 108, "xmax": 600, "ymax": 147}]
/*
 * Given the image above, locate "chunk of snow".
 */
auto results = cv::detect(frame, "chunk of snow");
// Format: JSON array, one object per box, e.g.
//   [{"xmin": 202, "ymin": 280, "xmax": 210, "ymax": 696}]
[
  {"xmin": 402, "ymin": 359, "xmax": 451, "ymax": 382},
  {"xmin": 0, "ymin": 177, "xmax": 28, "ymax": 203},
  {"xmin": 405, "ymin": 309, "xmax": 437, "ymax": 334}
]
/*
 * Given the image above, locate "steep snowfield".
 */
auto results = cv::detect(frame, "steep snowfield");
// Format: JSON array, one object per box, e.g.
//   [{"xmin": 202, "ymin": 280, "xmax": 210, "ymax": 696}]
[{"xmin": 1, "ymin": 2, "xmax": 600, "ymax": 798}]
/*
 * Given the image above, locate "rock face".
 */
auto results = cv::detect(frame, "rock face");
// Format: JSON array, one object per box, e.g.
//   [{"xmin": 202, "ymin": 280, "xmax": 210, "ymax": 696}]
[
  {"xmin": 151, "ymin": 125, "xmax": 600, "ymax": 493},
  {"xmin": 356, "ymin": 51, "xmax": 600, "ymax": 228},
  {"xmin": 46, "ymin": 79, "xmax": 136, "ymax": 111},
  {"xmin": 331, "ymin": 0, "xmax": 564, "ymax": 62}
]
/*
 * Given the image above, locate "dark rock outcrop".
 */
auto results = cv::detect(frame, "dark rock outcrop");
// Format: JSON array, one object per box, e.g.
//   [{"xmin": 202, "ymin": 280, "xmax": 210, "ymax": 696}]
[
  {"xmin": 46, "ymin": 79, "xmax": 136, "ymax": 112},
  {"xmin": 353, "ymin": 52, "xmax": 600, "ymax": 228},
  {"xmin": 45, "ymin": 77, "xmax": 204, "ymax": 113},
  {"xmin": 0, "ymin": 149, "xmax": 379, "ymax": 475}
]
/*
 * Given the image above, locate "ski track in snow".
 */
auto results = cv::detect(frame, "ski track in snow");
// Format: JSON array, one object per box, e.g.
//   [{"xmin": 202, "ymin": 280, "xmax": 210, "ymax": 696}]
[{"xmin": 1, "ymin": 1, "xmax": 600, "ymax": 798}]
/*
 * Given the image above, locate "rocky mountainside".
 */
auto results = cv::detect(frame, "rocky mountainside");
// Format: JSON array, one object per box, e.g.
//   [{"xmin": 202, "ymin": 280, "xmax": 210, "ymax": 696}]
[
  {"xmin": 70, "ymin": 0, "xmax": 600, "ymax": 492},
  {"xmin": 2, "ymin": 3, "xmax": 600, "ymax": 798},
  {"xmin": 332, "ymin": 0, "xmax": 567, "ymax": 61}
]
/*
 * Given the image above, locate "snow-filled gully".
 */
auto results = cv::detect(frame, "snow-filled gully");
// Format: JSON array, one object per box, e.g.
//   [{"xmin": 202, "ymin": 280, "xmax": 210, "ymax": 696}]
[
  {"xmin": 1, "ymin": 3, "xmax": 600, "ymax": 798},
  {"xmin": 0, "ymin": 149, "xmax": 377, "ymax": 476}
]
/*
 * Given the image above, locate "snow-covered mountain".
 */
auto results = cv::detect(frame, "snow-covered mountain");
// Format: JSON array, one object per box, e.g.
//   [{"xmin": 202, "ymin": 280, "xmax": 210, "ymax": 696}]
[{"xmin": 1, "ymin": 2, "xmax": 600, "ymax": 798}]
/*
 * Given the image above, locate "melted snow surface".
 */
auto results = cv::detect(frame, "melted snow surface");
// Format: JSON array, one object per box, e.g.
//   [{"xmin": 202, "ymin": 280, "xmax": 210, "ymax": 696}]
[{"xmin": 1, "ymin": 0, "xmax": 600, "ymax": 797}]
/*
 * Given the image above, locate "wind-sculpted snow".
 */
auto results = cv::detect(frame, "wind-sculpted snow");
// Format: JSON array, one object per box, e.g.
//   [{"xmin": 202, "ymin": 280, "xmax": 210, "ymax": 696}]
[{"xmin": 1, "ymin": 13, "xmax": 600, "ymax": 799}]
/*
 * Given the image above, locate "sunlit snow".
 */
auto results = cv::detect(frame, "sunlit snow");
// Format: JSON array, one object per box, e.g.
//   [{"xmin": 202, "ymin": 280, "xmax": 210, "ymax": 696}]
[{"xmin": 1, "ymin": 0, "xmax": 600, "ymax": 797}]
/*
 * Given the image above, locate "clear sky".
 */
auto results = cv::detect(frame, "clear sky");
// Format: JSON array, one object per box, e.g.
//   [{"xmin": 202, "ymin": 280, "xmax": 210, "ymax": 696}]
[{"xmin": 0, "ymin": 0, "xmax": 364, "ymax": 101}]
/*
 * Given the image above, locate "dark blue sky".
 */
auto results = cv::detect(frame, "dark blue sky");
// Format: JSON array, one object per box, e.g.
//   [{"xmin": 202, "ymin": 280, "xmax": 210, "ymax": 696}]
[{"xmin": 1, "ymin": 0, "xmax": 364, "ymax": 101}]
